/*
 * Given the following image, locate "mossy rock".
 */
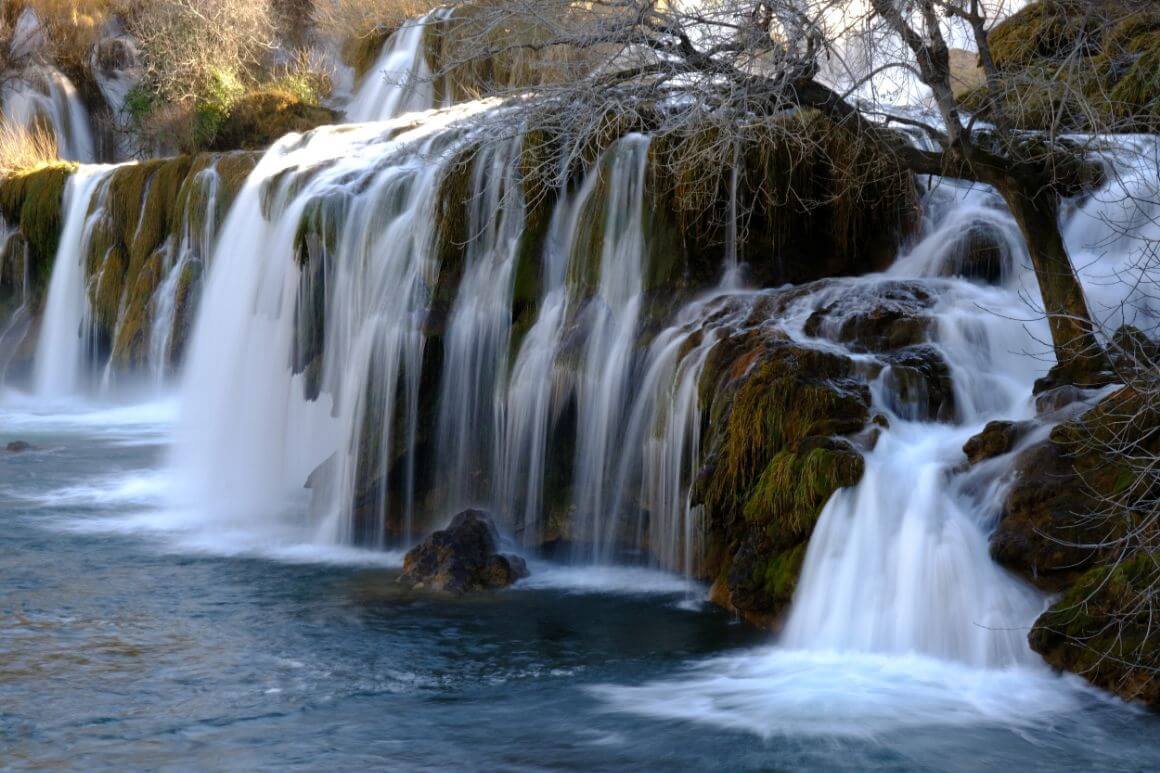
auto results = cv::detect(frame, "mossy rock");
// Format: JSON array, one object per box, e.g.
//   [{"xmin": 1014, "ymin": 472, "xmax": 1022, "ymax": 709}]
[
  {"xmin": 0, "ymin": 163, "xmax": 77, "ymax": 307},
  {"xmin": 966, "ymin": 0, "xmax": 1160, "ymax": 132},
  {"xmin": 210, "ymin": 89, "xmax": 338, "ymax": 152},
  {"xmin": 647, "ymin": 111, "xmax": 918, "ymax": 289},
  {"xmin": 993, "ymin": 385, "xmax": 1160, "ymax": 589},
  {"xmin": 691, "ymin": 313, "xmax": 873, "ymax": 627},
  {"xmin": 1030, "ymin": 552, "xmax": 1160, "ymax": 706}
]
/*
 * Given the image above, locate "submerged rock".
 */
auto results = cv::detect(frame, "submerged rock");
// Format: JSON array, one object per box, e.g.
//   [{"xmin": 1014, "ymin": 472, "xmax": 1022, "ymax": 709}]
[
  {"xmin": 5, "ymin": 440, "xmax": 33, "ymax": 453},
  {"xmin": 401, "ymin": 509, "xmax": 529, "ymax": 593}
]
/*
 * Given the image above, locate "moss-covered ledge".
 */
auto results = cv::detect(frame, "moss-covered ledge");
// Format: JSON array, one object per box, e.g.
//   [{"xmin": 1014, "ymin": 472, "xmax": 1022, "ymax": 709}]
[{"xmin": 0, "ymin": 163, "xmax": 78, "ymax": 311}]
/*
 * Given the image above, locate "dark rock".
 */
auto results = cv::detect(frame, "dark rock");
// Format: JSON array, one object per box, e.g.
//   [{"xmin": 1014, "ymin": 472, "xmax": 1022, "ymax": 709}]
[
  {"xmin": 962, "ymin": 420, "xmax": 1032, "ymax": 465},
  {"xmin": 5, "ymin": 440, "xmax": 33, "ymax": 453},
  {"xmin": 879, "ymin": 344, "xmax": 957, "ymax": 422},
  {"xmin": 803, "ymin": 281, "xmax": 937, "ymax": 352},
  {"xmin": 1109, "ymin": 324, "xmax": 1159, "ymax": 375},
  {"xmin": 942, "ymin": 221, "xmax": 1009, "ymax": 284},
  {"xmin": 1030, "ymin": 553, "xmax": 1160, "ymax": 708},
  {"xmin": 1034, "ymin": 383, "xmax": 1090, "ymax": 415},
  {"xmin": 400, "ymin": 509, "xmax": 529, "ymax": 593},
  {"xmin": 992, "ymin": 386, "xmax": 1158, "ymax": 590}
]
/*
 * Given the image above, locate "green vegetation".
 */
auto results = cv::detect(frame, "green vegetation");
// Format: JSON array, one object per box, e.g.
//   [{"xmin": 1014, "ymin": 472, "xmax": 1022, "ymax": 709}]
[
  {"xmin": 1031, "ymin": 552, "xmax": 1160, "ymax": 704},
  {"xmin": 0, "ymin": 163, "xmax": 76, "ymax": 306}
]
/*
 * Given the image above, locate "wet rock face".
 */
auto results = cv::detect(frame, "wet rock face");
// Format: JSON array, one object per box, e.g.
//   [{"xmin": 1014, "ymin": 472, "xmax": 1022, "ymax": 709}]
[
  {"xmin": 993, "ymin": 386, "xmax": 1158, "ymax": 590},
  {"xmin": 880, "ymin": 345, "xmax": 958, "ymax": 422},
  {"xmin": 401, "ymin": 509, "xmax": 529, "ymax": 593},
  {"xmin": 942, "ymin": 222, "xmax": 1008, "ymax": 284},
  {"xmin": 962, "ymin": 419, "xmax": 1032, "ymax": 466},
  {"xmin": 802, "ymin": 281, "xmax": 936, "ymax": 352}
]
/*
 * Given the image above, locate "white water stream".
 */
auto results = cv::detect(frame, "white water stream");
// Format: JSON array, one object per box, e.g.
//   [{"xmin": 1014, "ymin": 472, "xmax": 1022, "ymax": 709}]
[{"xmin": 32, "ymin": 166, "xmax": 111, "ymax": 398}]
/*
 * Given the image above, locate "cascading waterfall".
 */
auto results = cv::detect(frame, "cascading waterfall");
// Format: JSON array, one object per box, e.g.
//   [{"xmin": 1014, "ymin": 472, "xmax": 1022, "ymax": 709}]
[
  {"xmin": 147, "ymin": 166, "xmax": 222, "ymax": 385},
  {"xmin": 779, "ymin": 280, "xmax": 1051, "ymax": 666},
  {"xmin": 32, "ymin": 166, "xmax": 112, "ymax": 398},
  {"xmin": 345, "ymin": 11, "xmax": 445, "ymax": 123},
  {"xmin": 570, "ymin": 135, "xmax": 651, "ymax": 559},
  {"xmin": 172, "ymin": 105, "xmax": 495, "ymax": 544}
]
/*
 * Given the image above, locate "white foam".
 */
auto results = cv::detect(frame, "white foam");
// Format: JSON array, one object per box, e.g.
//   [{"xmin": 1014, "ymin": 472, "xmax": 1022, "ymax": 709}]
[
  {"xmin": 516, "ymin": 562, "xmax": 703, "ymax": 597},
  {"xmin": 590, "ymin": 647, "xmax": 1109, "ymax": 739}
]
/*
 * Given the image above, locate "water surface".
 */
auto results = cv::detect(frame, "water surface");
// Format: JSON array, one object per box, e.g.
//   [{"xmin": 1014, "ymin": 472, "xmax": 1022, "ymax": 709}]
[{"xmin": 2, "ymin": 397, "xmax": 1158, "ymax": 771}]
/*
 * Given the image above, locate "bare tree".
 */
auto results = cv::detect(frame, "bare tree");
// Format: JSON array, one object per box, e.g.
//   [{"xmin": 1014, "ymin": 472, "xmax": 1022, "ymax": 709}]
[{"xmin": 418, "ymin": 0, "xmax": 1160, "ymax": 383}]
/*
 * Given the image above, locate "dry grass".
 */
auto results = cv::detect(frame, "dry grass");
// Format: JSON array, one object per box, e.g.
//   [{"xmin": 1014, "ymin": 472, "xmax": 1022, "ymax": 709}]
[
  {"xmin": 0, "ymin": 121, "xmax": 60, "ymax": 174},
  {"xmin": 3, "ymin": 0, "xmax": 130, "ymax": 76}
]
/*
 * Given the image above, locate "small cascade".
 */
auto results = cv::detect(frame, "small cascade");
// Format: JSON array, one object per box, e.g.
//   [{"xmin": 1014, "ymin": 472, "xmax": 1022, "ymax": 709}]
[
  {"xmin": 147, "ymin": 166, "xmax": 222, "ymax": 385},
  {"xmin": 1, "ymin": 65, "xmax": 96, "ymax": 162},
  {"xmin": 779, "ymin": 251, "xmax": 1056, "ymax": 666},
  {"xmin": 32, "ymin": 166, "xmax": 112, "ymax": 398},
  {"xmin": 346, "ymin": 12, "xmax": 443, "ymax": 122}
]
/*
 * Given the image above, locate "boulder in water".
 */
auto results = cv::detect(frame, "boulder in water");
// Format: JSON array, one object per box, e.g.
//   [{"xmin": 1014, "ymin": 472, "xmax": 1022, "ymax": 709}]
[
  {"xmin": 5, "ymin": 440, "xmax": 34, "ymax": 453},
  {"xmin": 401, "ymin": 509, "xmax": 529, "ymax": 593},
  {"xmin": 961, "ymin": 420, "xmax": 1032, "ymax": 466}
]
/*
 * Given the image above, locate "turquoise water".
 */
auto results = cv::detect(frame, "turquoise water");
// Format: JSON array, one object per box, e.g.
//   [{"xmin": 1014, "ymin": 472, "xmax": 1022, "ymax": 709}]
[{"xmin": 2, "ymin": 397, "xmax": 1159, "ymax": 771}]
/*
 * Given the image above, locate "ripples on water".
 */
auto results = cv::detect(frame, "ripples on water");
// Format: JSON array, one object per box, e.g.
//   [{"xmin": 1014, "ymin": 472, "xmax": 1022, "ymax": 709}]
[{"xmin": 2, "ymin": 397, "xmax": 1159, "ymax": 770}]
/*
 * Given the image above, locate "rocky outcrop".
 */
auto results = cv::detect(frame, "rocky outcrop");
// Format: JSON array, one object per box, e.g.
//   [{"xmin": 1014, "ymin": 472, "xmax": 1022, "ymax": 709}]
[
  {"xmin": 1030, "ymin": 552, "xmax": 1159, "ymax": 706},
  {"xmin": 962, "ymin": 419, "xmax": 1033, "ymax": 466},
  {"xmin": 992, "ymin": 386, "xmax": 1154, "ymax": 589},
  {"xmin": 964, "ymin": 0, "xmax": 1160, "ymax": 133},
  {"xmin": 692, "ymin": 289, "xmax": 879, "ymax": 627},
  {"xmin": 401, "ymin": 509, "xmax": 529, "ymax": 593},
  {"xmin": 986, "ymin": 378, "xmax": 1159, "ymax": 706}
]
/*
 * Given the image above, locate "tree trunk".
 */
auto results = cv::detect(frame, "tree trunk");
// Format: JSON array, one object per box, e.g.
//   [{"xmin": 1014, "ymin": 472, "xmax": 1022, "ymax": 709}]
[{"xmin": 997, "ymin": 177, "xmax": 1108, "ymax": 384}]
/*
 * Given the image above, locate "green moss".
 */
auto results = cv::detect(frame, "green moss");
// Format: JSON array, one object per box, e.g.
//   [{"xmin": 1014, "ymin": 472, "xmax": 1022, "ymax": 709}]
[
  {"xmin": 0, "ymin": 163, "xmax": 77, "ymax": 307},
  {"xmin": 703, "ymin": 344, "xmax": 868, "ymax": 514},
  {"xmin": 210, "ymin": 89, "xmax": 337, "ymax": 152},
  {"xmin": 1030, "ymin": 552, "xmax": 1160, "ymax": 704},
  {"xmin": 973, "ymin": 0, "xmax": 1160, "ymax": 131},
  {"xmin": 758, "ymin": 542, "xmax": 808, "ymax": 609},
  {"xmin": 743, "ymin": 445, "xmax": 864, "ymax": 544}
]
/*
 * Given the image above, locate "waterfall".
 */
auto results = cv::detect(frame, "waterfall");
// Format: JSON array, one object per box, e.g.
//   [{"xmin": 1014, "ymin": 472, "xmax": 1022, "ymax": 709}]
[
  {"xmin": 32, "ymin": 167, "xmax": 111, "ymax": 398},
  {"xmin": 1, "ymin": 65, "xmax": 96, "ymax": 162},
  {"xmin": 148, "ymin": 166, "xmax": 222, "ymax": 385},
  {"xmin": 172, "ymin": 105, "xmax": 495, "ymax": 544},
  {"xmin": 434, "ymin": 136, "xmax": 525, "ymax": 511},
  {"xmin": 346, "ymin": 12, "xmax": 443, "ymax": 123}
]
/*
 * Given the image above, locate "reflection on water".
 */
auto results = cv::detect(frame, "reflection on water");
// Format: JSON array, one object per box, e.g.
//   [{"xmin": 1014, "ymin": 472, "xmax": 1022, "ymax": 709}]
[{"xmin": 2, "ymin": 397, "xmax": 1160, "ymax": 770}]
